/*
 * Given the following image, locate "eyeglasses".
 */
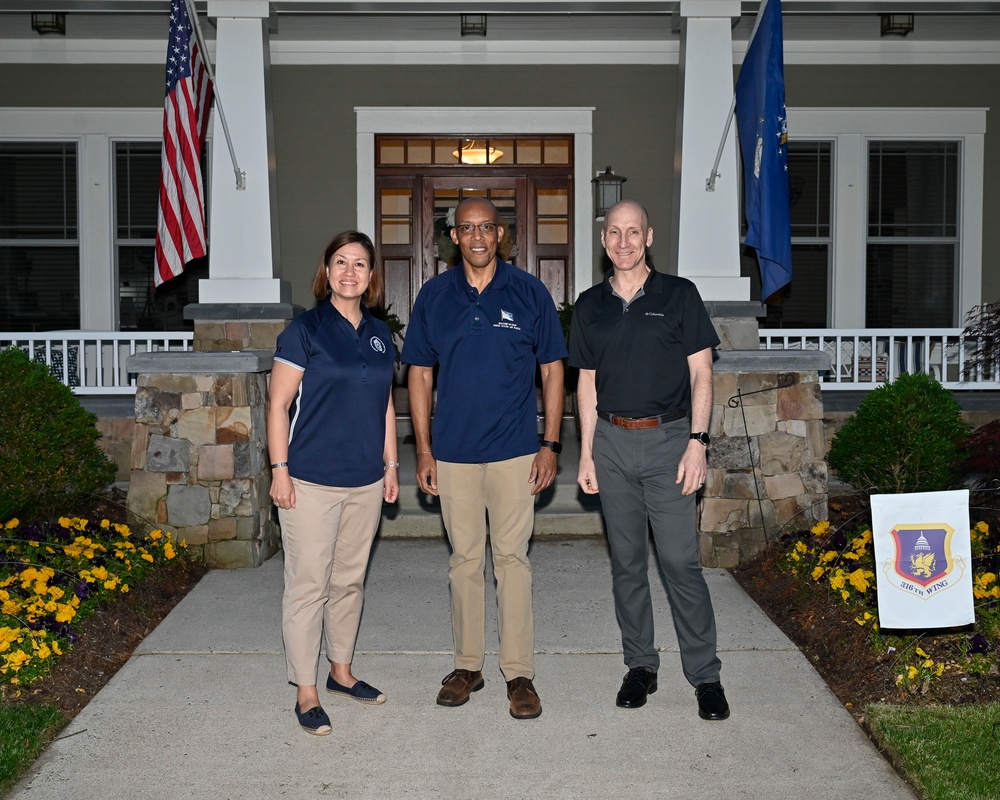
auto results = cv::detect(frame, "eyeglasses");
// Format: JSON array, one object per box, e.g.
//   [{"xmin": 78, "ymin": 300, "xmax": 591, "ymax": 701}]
[{"xmin": 454, "ymin": 222, "xmax": 500, "ymax": 236}]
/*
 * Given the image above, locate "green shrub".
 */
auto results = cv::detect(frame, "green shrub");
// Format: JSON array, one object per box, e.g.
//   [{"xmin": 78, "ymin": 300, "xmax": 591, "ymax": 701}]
[
  {"xmin": 827, "ymin": 371, "xmax": 969, "ymax": 494},
  {"xmin": 0, "ymin": 348, "xmax": 116, "ymax": 519}
]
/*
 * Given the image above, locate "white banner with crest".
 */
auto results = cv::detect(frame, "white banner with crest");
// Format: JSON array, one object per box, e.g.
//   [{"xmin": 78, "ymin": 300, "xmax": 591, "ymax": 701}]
[{"xmin": 871, "ymin": 490, "xmax": 974, "ymax": 629}]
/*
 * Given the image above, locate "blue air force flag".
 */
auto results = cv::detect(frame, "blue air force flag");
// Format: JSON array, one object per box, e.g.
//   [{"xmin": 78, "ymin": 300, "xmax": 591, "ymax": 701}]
[
  {"xmin": 735, "ymin": 0, "xmax": 792, "ymax": 302},
  {"xmin": 871, "ymin": 490, "xmax": 974, "ymax": 629}
]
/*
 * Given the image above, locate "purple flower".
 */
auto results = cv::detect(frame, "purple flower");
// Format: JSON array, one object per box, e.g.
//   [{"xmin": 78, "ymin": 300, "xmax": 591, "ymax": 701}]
[
  {"xmin": 75, "ymin": 581, "xmax": 89, "ymax": 600},
  {"xmin": 968, "ymin": 634, "xmax": 990, "ymax": 655},
  {"xmin": 22, "ymin": 524, "xmax": 43, "ymax": 542},
  {"xmin": 54, "ymin": 623, "xmax": 76, "ymax": 641}
]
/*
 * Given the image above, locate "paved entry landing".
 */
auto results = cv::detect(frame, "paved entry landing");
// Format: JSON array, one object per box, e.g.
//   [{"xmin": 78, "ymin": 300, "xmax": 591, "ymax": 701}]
[{"xmin": 10, "ymin": 538, "xmax": 915, "ymax": 800}]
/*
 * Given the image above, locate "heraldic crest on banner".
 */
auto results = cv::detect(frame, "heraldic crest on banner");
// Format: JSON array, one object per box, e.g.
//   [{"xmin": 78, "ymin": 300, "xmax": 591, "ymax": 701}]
[
  {"xmin": 872, "ymin": 490, "xmax": 973, "ymax": 628},
  {"xmin": 882, "ymin": 523, "xmax": 967, "ymax": 599}
]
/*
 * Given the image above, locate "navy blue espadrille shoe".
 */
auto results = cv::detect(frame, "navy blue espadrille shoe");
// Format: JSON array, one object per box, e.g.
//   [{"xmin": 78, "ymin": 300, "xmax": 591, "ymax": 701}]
[
  {"xmin": 294, "ymin": 702, "xmax": 332, "ymax": 735},
  {"xmin": 326, "ymin": 675, "xmax": 387, "ymax": 705}
]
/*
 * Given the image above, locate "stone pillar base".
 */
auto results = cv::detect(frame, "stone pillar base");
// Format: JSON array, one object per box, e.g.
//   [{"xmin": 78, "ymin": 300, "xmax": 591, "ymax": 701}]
[
  {"xmin": 704, "ymin": 300, "xmax": 763, "ymax": 350},
  {"xmin": 184, "ymin": 303, "xmax": 302, "ymax": 353},
  {"xmin": 125, "ymin": 351, "xmax": 278, "ymax": 568},
  {"xmin": 699, "ymin": 349, "xmax": 831, "ymax": 568}
]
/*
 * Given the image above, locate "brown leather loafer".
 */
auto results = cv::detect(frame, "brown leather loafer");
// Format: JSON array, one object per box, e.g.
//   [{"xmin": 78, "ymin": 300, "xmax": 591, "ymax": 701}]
[
  {"xmin": 506, "ymin": 677, "xmax": 542, "ymax": 719},
  {"xmin": 436, "ymin": 669, "xmax": 484, "ymax": 707}
]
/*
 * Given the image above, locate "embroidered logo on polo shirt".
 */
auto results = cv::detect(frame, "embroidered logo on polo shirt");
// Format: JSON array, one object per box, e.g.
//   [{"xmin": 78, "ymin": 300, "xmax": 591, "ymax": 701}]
[
  {"xmin": 370, "ymin": 336, "xmax": 386, "ymax": 353},
  {"xmin": 495, "ymin": 309, "xmax": 521, "ymax": 331},
  {"xmin": 645, "ymin": 312, "xmax": 665, "ymax": 317}
]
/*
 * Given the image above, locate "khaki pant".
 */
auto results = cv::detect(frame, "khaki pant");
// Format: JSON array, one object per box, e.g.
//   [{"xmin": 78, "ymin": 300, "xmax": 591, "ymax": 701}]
[
  {"xmin": 278, "ymin": 477, "xmax": 384, "ymax": 686},
  {"xmin": 437, "ymin": 455, "xmax": 536, "ymax": 681}
]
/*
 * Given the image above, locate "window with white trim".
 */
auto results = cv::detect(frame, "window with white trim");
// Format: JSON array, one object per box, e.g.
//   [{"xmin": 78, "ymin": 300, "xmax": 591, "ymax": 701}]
[
  {"xmin": 0, "ymin": 141, "xmax": 80, "ymax": 331},
  {"xmin": 746, "ymin": 140, "xmax": 832, "ymax": 328},
  {"xmin": 866, "ymin": 140, "xmax": 958, "ymax": 327},
  {"xmin": 114, "ymin": 141, "xmax": 204, "ymax": 331},
  {"xmin": 788, "ymin": 108, "xmax": 984, "ymax": 329},
  {"xmin": 1, "ymin": 108, "xmax": 211, "ymax": 331}
]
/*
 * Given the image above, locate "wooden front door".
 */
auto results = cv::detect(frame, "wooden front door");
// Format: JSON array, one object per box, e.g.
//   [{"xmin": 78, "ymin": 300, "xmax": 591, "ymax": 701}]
[{"xmin": 375, "ymin": 136, "xmax": 574, "ymax": 332}]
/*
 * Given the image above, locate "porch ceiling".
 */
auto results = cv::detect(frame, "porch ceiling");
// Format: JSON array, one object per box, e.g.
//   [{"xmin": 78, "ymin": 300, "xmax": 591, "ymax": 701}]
[
  {"xmin": 2, "ymin": 0, "xmax": 1000, "ymax": 13},
  {"xmin": 1, "ymin": 3, "xmax": 1000, "ymax": 43}
]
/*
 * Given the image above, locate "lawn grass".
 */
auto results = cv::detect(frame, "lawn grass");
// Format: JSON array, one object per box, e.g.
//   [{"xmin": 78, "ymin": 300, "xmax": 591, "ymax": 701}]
[
  {"xmin": 0, "ymin": 704, "xmax": 65, "ymax": 793},
  {"xmin": 865, "ymin": 702, "xmax": 1000, "ymax": 800}
]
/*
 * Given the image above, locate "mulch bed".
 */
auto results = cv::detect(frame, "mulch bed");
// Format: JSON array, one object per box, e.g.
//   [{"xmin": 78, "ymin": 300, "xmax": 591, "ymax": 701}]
[
  {"xmin": 1, "ymin": 491, "xmax": 208, "ymax": 719},
  {"xmin": 731, "ymin": 494, "xmax": 1000, "ymax": 720}
]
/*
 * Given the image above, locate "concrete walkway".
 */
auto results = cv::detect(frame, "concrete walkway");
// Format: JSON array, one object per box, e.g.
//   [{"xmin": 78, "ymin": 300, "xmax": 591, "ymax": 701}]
[{"xmin": 10, "ymin": 536, "xmax": 916, "ymax": 800}]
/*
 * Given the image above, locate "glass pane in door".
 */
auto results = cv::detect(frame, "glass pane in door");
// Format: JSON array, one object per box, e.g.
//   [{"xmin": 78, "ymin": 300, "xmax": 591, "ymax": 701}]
[
  {"xmin": 380, "ymin": 188, "xmax": 412, "ymax": 245},
  {"xmin": 432, "ymin": 188, "xmax": 461, "ymax": 269},
  {"xmin": 492, "ymin": 188, "xmax": 517, "ymax": 263},
  {"xmin": 432, "ymin": 184, "xmax": 521, "ymax": 271}
]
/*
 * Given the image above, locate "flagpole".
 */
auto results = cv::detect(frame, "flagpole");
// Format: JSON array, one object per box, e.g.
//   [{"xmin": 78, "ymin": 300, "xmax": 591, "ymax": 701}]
[
  {"xmin": 706, "ymin": 0, "xmax": 771, "ymax": 192},
  {"xmin": 182, "ymin": 0, "xmax": 246, "ymax": 191}
]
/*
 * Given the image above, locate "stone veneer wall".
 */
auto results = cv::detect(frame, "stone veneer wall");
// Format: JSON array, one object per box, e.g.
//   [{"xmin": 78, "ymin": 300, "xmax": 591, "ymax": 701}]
[
  {"xmin": 95, "ymin": 416, "xmax": 135, "ymax": 484},
  {"xmin": 698, "ymin": 351, "xmax": 830, "ymax": 568},
  {"xmin": 184, "ymin": 303, "xmax": 300, "ymax": 353},
  {"xmin": 125, "ymin": 351, "xmax": 278, "ymax": 568},
  {"xmin": 192, "ymin": 320, "xmax": 288, "ymax": 353}
]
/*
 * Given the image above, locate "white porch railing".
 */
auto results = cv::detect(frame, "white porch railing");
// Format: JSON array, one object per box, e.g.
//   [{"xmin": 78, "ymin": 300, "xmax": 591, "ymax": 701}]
[
  {"xmin": 4, "ymin": 329, "xmax": 997, "ymax": 394},
  {"xmin": 759, "ymin": 328, "xmax": 1000, "ymax": 390},
  {"xmin": 1, "ymin": 331, "xmax": 195, "ymax": 395}
]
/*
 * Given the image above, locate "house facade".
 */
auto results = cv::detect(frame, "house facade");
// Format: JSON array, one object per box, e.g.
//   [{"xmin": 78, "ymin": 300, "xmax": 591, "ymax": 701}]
[
  {"xmin": 4, "ymin": 0, "xmax": 999, "ymax": 567},
  {"xmin": 1, "ymin": 0, "xmax": 998, "ymax": 337}
]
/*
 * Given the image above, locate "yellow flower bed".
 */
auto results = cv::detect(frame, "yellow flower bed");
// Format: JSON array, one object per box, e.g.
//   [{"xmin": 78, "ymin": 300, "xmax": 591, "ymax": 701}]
[
  {"xmin": 784, "ymin": 517, "xmax": 1000, "ymax": 695},
  {"xmin": 1, "ymin": 516, "xmax": 187, "ymax": 685}
]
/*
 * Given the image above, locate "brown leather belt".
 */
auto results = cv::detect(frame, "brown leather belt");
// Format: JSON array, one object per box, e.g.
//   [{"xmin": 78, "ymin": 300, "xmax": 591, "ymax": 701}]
[{"xmin": 598, "ymin": 410, "xmax": 686, "ymax": 430}]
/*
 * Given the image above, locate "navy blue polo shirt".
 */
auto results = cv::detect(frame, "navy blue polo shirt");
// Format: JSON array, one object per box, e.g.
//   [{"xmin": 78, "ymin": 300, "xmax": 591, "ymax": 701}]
[
  {"xmin": 402, "ymin": 259, "xmax": 568, "ymax": 463},
  {"xmin": 273, "ymin": 301, "xmax": 395, "ymax": 487},
  {"xmin": 569, "ymin": 269, "xmax": 719, "ymax": 417}
]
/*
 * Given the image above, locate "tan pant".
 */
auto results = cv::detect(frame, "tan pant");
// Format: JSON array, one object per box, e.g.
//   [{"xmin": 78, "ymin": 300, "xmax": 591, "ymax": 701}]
[
  {"xmin": 437, "ymin": 455, "xmax": 536, "ymax": 681},
  {"xmin": 278, "ymin": 477, "xmax": 384, "ymax": 686}
]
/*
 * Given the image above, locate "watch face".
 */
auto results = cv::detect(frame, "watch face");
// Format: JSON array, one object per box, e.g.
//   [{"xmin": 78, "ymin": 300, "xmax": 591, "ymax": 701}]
[{"xmin": 692, "ymin": 432, "xmax": 710, "ymax": 446}]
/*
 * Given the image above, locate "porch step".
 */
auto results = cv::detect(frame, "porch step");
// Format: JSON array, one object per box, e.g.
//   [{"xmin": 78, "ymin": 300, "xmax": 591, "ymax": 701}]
[{"xmin": 381, "ymin": 419, "xmax": 605, "ymax": 539}]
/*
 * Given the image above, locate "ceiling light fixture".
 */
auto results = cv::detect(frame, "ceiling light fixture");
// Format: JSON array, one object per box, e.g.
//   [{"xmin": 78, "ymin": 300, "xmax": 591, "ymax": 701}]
[
  {"xmin": 453, "ymin": 139, "xmax": 504, "ymax": 165},
  {"xmin": 31, "ymin": 12, "xmax": 66, "ymax": 35},
  {"xmin": 460, "ymin": 14, "xmax": 487, "ymax": 37},
  {"xmin": 880, "ymin": 14, "xmax": 914, "ymax": 37}
]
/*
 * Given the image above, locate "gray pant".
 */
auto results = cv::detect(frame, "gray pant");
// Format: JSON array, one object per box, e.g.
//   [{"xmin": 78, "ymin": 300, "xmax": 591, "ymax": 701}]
[{"xmin": 594, "ymin": 416, "xmax": 721, "ymax": 686}]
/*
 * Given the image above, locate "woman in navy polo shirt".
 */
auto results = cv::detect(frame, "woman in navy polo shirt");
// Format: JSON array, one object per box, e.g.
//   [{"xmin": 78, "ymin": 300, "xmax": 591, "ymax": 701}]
[{"xmin": 267, "ymin": 230, "xmax": 399, "ymax": 736}]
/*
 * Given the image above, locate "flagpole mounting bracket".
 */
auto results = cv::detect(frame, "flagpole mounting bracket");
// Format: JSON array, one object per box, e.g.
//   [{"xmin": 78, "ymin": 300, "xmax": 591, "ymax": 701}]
[{"xmin": 236, "ymin": 170, "xmax": 246, "ymax": 191}]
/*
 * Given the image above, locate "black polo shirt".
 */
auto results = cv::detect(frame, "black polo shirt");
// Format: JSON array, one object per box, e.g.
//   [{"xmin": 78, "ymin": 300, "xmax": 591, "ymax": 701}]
[{"xmin": 568, "ymin": 268, "xmax": 719, "ymax": 417}]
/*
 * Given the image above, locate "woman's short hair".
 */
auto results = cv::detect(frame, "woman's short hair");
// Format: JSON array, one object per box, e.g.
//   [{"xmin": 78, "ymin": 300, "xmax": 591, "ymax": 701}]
[{"xmin": 311, "ymin": 230, "xmax": 383, "ymax": 307}]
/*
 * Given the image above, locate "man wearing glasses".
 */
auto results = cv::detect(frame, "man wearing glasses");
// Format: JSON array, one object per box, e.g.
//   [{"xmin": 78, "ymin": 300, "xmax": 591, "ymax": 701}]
[{"xmin": 403, "ymin": 197, "xmax": 567, "ymax": 720}]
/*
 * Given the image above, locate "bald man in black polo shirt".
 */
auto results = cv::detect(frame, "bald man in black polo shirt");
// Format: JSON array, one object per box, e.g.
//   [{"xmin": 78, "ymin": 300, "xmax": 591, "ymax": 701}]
[{"xmin": 568, "ymin": 200, "xmax": 729, "ymax": 721}]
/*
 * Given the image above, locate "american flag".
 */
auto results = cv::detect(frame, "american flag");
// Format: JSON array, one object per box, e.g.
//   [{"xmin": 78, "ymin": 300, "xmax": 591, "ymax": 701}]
[{"xmin": 155, "ymin": 0, "xmax": 213, "ymax": 287}]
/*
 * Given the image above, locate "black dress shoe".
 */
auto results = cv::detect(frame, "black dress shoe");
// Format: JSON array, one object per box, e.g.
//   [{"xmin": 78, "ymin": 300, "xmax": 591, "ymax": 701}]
[
  {"xmin": 696, "ymin": 681, "xmax": 730, "ymax": 720},
  {"xmin": 616, "ymin": 667, "xmax": 657, "ymax": 708}
]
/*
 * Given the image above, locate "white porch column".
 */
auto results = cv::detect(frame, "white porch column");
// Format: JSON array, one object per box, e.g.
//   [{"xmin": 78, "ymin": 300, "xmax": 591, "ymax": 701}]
[
  {"xmin": 200, "ymin": 0, "xmax": 288, "ymax": 303},
  {"xmin": 671, "ymin": 0, "xmax": 749, "ymax": 302}
]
